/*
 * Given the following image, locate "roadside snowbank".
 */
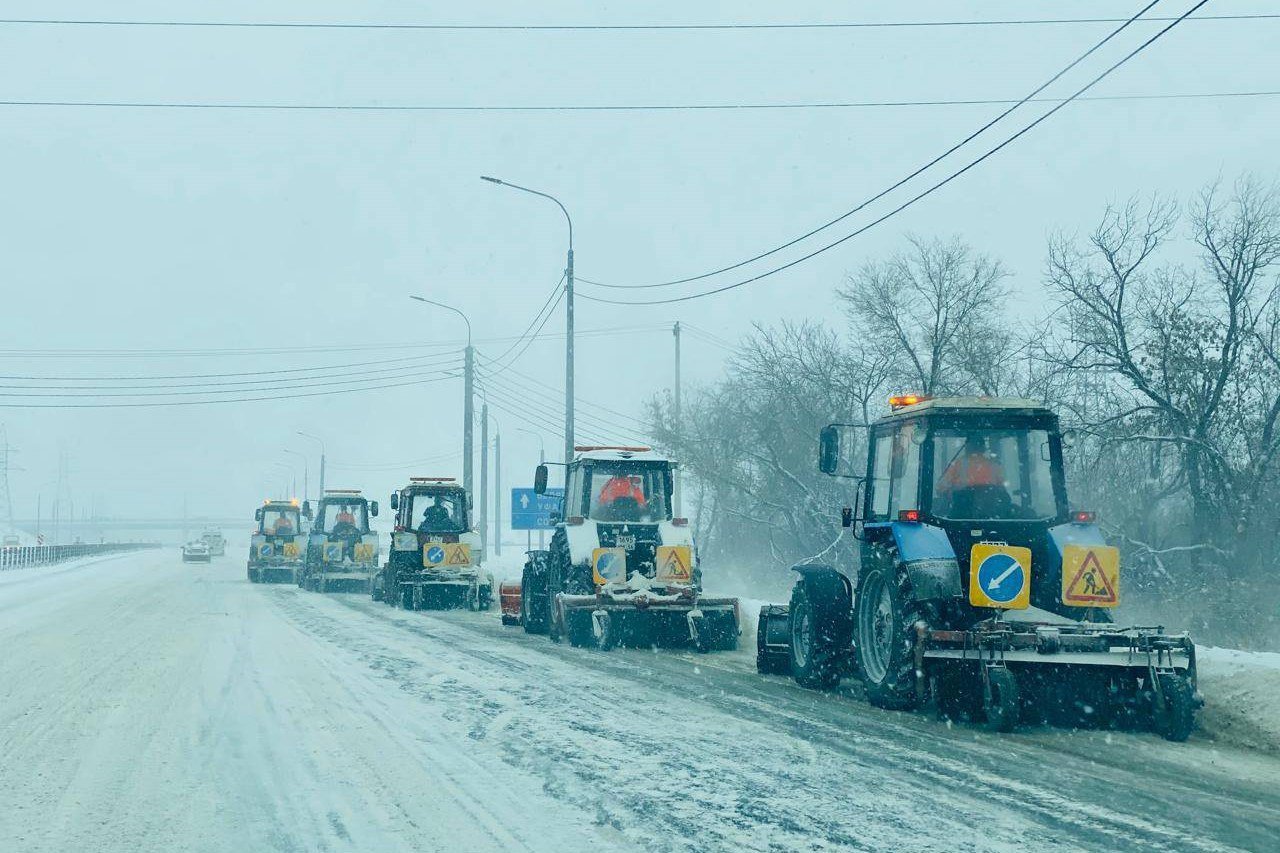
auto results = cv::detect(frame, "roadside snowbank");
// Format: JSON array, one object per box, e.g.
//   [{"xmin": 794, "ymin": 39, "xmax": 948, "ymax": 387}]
[{"xmin": 1196, "ymin": 646, "xmax": 1280, "ymax": 754}]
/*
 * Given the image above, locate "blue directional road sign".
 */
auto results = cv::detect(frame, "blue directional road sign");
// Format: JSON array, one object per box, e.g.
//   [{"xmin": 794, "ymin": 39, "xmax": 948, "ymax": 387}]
[
  {"xmin": 976, "ymin": 552, "xmax": 1025, "ymax": 604},
  {"xmin": 511, "ymin": 487, "xmax": 565, "ymax": 530}
]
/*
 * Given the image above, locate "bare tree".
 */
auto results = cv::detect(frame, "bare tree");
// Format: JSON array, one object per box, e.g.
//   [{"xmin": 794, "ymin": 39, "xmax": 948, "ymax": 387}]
[{"xmin": 838, "ymin": 235, "xmax": 1011, "ymax": 395}]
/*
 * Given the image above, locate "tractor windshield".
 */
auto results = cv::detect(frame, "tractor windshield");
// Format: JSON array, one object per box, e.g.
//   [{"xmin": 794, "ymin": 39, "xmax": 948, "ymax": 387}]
[
  {"xmin": 317, "ymin": 500, "xmax": 368, "ymax": 534},
  {"xmin": 260, "ymin": 507, "xmax": 300, "ymax": 536},
  {"xmin": 930, "ymin": 428, "xmax": 1057, "ymax": 520},
  {"xmin": 585, "ymin": 464, "xmax": 671, "ymax": 523},
  {"xmin": 410, "ymin": 490, "xmax": 468, "ymax": 533}
]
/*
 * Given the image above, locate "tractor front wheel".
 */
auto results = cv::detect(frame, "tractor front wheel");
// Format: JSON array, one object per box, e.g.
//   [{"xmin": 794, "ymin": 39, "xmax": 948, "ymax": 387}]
[{"xmin": 789, "ymin": 584, "xmax": 842, "ymax": 690}]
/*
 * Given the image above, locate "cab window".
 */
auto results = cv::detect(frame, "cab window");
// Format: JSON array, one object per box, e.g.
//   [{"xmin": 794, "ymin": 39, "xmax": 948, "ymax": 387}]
[
  {"xmin": 870, "ymin": 428, "xmax": 893, "ymax": 520},
  {"xmin": 888, "ymin": 422, "xmax": 921, "ymax": 516}
]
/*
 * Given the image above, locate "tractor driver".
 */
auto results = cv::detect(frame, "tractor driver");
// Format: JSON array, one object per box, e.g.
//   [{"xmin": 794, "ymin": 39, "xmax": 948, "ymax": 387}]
[
  {"xmin": 935, "ymin": 435, "xmax": 1011, "ymax": 518},
  {"xmin": 419, "ymin": 496, "xmax": 456, "ymax": 531},
  {"xmin": 597, "ymin": 474, "xmax": 647, "ymax": 521},
  {"xmin": 329, "ymin": 504, "xmax": 362, "ymax": 558},
  {"xmin": 272, "ymin": 512, "xmax": 294, "ymax": 536}
]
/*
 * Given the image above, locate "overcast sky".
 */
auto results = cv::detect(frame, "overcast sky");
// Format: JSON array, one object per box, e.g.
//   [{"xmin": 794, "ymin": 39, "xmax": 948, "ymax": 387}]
[{"xmin": 1, "ymin": 0, "xmax": 1275, "ymax": 528}]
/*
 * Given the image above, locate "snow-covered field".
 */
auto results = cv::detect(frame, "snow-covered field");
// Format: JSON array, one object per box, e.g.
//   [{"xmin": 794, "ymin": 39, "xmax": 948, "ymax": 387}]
[
  {"xmin": 2, "ymin": 550, "xmax": 1278, "ymax": 852},
  {"xmin": 1197, "ymin": 646, "xmax": 1280, "ymax": 754}
]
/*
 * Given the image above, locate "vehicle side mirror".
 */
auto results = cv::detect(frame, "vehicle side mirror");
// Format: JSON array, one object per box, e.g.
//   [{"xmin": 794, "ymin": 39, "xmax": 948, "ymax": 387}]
[
  {"xmin": 302, "ymin": 500, "xmax": 312, "ymax": 519},
  {"xmin": 370, "ymin": 501, "xmax": 379, "ymax": 517},
  {"xmin": 818, "ymin": 425, "xmax": 840, "ymax": 475},
  {"xmin": 841, "ymin": 507, "xmax": 853, "ymax": 528},
  {"xmin": 255, "ymin": 508, "xmax": 263, "ymax": 522},
  {"xmin": 389, "ymin": 493, "xmax": 399, "ymax": 511},
  {"xmin": 534, "ymin": 464, "xmax": 549, "ymax": 495}
]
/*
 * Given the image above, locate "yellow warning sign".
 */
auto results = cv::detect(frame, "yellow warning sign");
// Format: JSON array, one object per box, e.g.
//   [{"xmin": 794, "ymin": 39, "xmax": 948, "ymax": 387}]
[
  {"xmin": 282, "ymin": 541, "xmax": 300, "ymax": 559},
  {"xmin": 1062, "ymin": 544, "xmax": 1120, "ymax": 607},
  {"xmin": 354, "ymin": 542, "xmax": 377, "ymax": 563},
  {"xmin": 968, "ymin": 543, "xmax": 1032, "ymax": 609},
  {"xmin": 592, "ymin": 547, "xmax": 627, "ymax": 585},
  {"xmin": 655, "ymin": 545, "xmax": 693, "ymax": 583},
  {"xmin": 423, "ymin": 542, "xmax": 472, "ymax": 568}
]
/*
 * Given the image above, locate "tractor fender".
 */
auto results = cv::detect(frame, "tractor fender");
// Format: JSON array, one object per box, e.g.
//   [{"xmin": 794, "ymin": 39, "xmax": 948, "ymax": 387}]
[
  {"xmin": 877, "ymin": 521, "xmax": 963, "ymax": 602},
  {"xmin": 790, "ymin": 564, "xmax": 854, "ymax": 627}
]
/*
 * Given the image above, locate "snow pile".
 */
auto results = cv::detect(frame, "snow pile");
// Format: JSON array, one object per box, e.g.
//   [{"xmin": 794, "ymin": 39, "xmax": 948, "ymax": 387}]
[{"xmin": 1196, "ymin": 646, "xmax": 1280, "ymax": 754}]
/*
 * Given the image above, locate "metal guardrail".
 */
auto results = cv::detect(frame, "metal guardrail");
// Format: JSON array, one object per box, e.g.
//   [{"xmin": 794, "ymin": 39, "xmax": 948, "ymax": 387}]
[{"xmin": 0, "ymin": 542, "xmax": 160, "ymax": 570}]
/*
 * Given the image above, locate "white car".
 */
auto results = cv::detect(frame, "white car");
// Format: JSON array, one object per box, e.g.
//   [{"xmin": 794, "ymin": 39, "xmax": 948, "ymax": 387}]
[{"xmin": 182, "ymin": 541, "xmax": 212, "ymax": 563}]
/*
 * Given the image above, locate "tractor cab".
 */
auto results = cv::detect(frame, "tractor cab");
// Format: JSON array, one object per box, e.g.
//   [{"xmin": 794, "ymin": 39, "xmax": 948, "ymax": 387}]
[
  {"xmin": 822, "ymin": 396, "xmax": 1096, "ymax": 619},
  {"xmin": 255, "ymin": 499, "xmax": 305, "ymax": 540},
  {"xmin": 392, "ymin": 478, "xmax": 471, "ymax": 541},
  {"xmin": 307, "ymin": 491, "xmax": 377, "ymax": 539},
  {"xmin": 537, "ymin": 446, "xmax": 684, "ymax": 584},
  {"xmin": 380, "ymin": 478, "xmax": 490, "ymax": 610}
]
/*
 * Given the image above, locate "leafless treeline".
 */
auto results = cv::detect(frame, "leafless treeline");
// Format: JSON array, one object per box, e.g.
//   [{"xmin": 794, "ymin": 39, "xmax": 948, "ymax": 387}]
[{"xmin": 649, "ymin": 175, "xmax": 1280, "ymax": 646}]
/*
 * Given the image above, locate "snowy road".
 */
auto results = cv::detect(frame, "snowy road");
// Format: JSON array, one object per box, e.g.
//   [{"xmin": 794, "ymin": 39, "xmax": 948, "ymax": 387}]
[{"xmin": 2, "ymin": 552, "xmax": 1278, "ymax": 852}]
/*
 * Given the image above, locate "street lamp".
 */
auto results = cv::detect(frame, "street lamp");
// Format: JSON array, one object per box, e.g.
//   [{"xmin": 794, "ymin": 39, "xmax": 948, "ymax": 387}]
[
  {"xmin": 297, "ymin": 432, "xmax": 326, "ymax": 496},
  {"xmin": 272, "ymin": 461, "xmax": 296, "ymax": 499},
  {"xmin": 409, "ymin": 295, "xmax": 475, "ymax": 499},
  {"xmin": 282, "ymin": 449, "xmax": 309, "ymax": 502},
  {"xmin": 481, "ymin": 175, "xmax": 575, "ymax": 466}
]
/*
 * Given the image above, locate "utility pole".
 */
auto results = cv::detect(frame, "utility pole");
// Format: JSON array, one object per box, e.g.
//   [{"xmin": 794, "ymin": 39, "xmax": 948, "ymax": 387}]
[
  {"xmin": 479, "ymin": 402, "xmax": 489, "ymax": 558},
  {"xmin": 463, "ymin": 344, "xmax": 475, "ymax": 496},
  {"xmin": 565, "ymin": 246, "xmax": 575, "ymax": 466},
  {"xmin": 494, "ymin": 428, "xmax": 502, "ymax": 556},
  {"xmin": 0, "ymin": 427, "xmax": 14, "ymax": 531},
  {"xmin": 673, "ymin": 321, "xmax": 682, "ymax": 517},
  {"xmin": 298, "ymin": 433, "xmax": 326, "ymax": 498}
]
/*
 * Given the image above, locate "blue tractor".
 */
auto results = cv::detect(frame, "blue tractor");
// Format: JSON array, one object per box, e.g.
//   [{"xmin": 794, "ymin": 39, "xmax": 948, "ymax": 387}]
[{"xmin": 756, "ymin": 396, "xmax": 1200, "ymax": 740}]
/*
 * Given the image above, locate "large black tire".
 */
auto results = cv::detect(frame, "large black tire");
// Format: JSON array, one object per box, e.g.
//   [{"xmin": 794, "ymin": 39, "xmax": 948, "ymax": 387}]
[
  {"xmin": 247, "ymin": 566, "xmax": 259, "ymax": 584},
  {"xmin": 565, "ymin": 608, "xmax": 597, "ymax": 648},
  {"xmin": 855, "ymin": 549, "xmax": 926, "ymax": 710},
  {"xmin": 521, "ymin": 562, "xmax": 549, "ymax": 635},
  {"xmin": 1153, "ymin": 673, "xmax": 1196, "ymax": 742},
  {"xmin": 983, "ymin": 667, "xmax": 1020, "ymax": 733},
  {"xmin": 789, "ymin": 583, "xmax": 844, "ymax": 690}
]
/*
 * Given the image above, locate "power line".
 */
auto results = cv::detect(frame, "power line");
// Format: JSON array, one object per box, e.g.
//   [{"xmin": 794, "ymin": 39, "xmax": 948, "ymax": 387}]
[
  {"xmin": 0, "ymin": 362, "xmax": 463, "ymax": 398},
  {"xmin": 0, "ymin": 14, "xmax": 1271, "ymax": 31},
  {"xmin": 0, "ymin": 351, "xmax": 462, "ymax": 384},
  {"xmin": 578, "ymin": 0, "xmax": 1211, "ymax": 307},
  {"xmin": 0, "ymin": 371, "xmax": 460, "ymax": 408},
  {"xmin": 0, "ymin": 326, "xmax": 663, "ymax": 359},
  {"xmin": 575, "ymin": 0, "xmax": 1160, "ymax": 291},
  {"xmin": 476, "ymin": 356, "xmax": 649, "ymax": 428},
  {"xmin": 483, "ymin": 273, "xmax": 565, "ymax": 368},
  {"xmin": 2, "ymin": 90, "xmax": 1275, "ymax": 113},
  {"xmin": 478, "ymin": 370, "xmax": 646, "ymax": 441}
]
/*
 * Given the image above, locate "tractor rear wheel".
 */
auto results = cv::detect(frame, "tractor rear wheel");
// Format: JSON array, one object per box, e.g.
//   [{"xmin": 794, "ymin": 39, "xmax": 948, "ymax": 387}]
[
  {"xmin": 789, "ymin": 583, "xmax": 842, "ymax": 689},
  {"xmin": 855, "ymin": 557, "xmax": 925, "ymax": 711}
]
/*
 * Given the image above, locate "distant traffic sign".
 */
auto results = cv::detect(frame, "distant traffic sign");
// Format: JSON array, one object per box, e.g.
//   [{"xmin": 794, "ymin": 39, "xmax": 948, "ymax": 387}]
[{"xmin": 511, "ymin": 487, "xmax": 565, "ymax": 530}]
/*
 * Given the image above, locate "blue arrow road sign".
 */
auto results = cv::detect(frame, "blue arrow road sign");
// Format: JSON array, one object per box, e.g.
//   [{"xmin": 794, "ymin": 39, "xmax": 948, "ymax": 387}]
[
  {"xmin": 511, "ymin": 487, "xmax": 565, "ymax": 530},
  {"xmin": 975, "ymin": 552, "xmax": 1026, "ymax": 604}
]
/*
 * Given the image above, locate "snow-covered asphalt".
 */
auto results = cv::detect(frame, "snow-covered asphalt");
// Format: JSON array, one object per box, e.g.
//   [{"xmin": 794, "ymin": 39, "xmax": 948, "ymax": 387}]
[{"xmin": 2, "ymin": 551, "xmax": 1278, "ymax": 852}]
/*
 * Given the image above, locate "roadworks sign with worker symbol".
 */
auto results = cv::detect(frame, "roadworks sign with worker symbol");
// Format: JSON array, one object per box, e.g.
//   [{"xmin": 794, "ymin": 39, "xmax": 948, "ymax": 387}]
[
  {"xmin": 282, "ymin": 541, "xmax": 300, "ymax": 559},
  {"xmin": 1061, "ymin": 544, "xmax": 1120, "ymax": 607},
  {"xmin": 969, "ymin": 543, "xmax": 1032, "ymax": 609},
  {"xmin": 423, "ymin": 542, "xmax": 472, "ymax": 568},
  {"xmin": 655, "ymin": 545, "xmax": 693, "ymax": 583},
  {"xmin": 592, "ymin": 547, "xmax": 627, "ymax": 585}
]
